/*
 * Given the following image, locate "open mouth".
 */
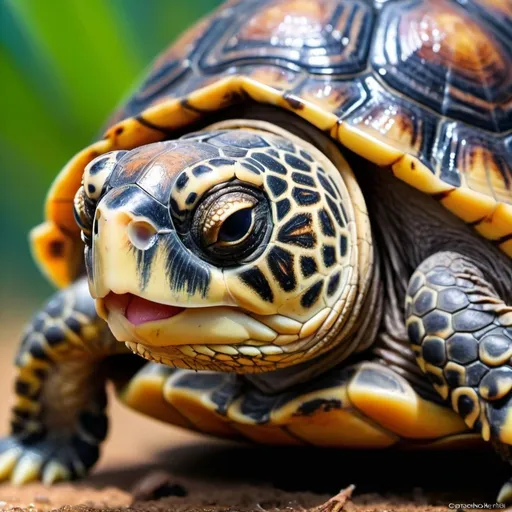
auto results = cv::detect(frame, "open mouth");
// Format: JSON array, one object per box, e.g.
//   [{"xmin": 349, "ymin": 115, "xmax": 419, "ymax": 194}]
[
  {"xmin": 104, "ymin": 292, "xmax": 186, "ymax": 326},
  {"xmin": 97, "ymin": 292, "xmax": 279, "ymax": 349},
  {"xmin": 97, "ymin": 292, "xmax": 301, "ymax": 372}
]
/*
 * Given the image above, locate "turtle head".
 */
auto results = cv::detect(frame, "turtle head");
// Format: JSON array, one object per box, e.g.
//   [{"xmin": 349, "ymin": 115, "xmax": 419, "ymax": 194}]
[{"xmin": 74, "ymin": 127, "xmax": 371, "ymax": 372}]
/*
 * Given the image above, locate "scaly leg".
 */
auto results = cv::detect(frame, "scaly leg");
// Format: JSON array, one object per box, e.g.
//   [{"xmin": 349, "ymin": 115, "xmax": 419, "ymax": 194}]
[
  {"xmin": 0, "ymin": 278, "xmax": 127, "ymax": 484},
  {"xmin": 406, "ymin": 251, "xmax": 512, "ymax": 502}
]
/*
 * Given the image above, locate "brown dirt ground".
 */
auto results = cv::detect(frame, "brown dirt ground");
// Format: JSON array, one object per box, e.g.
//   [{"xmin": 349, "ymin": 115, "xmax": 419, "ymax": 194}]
[{"xmin": 0, "ymin": 310, "xmax": 510, "ymax": 512}]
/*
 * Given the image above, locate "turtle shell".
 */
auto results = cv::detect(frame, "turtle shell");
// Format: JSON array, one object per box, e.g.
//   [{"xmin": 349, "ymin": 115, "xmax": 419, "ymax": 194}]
[{"xmin": 32, "ymin": 0, "xmax": 512, "ymax": 287}]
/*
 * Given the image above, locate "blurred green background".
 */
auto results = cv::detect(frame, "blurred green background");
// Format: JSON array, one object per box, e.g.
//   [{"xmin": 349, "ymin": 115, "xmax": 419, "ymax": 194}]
[{"xmin": 0, "ymin": 0, "xmax": 222, "ymax": 312}]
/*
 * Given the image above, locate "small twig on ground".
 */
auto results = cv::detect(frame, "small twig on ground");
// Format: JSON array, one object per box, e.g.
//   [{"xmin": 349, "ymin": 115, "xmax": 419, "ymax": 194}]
[{"xmin": 308, "ymin": 486, "xmax": 355, "ymax": 512}]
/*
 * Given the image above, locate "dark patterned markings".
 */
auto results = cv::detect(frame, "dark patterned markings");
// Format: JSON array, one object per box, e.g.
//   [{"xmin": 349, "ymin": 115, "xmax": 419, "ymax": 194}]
[
  {"xmin": 339, "ymin": 235, "xmax": 348, "ymax": 257},
  {"xmin": 192, "ymin": 165, "xmax": 213, "ymax": 177},
  {"xmin": 186, "ymin": 192, "xmax": 198, "ymax": 205},
  {"xmin": 240, "ymin": 162, "xmax": 261, "ymax": 174},
  {"xmin": 318, "ymin": 174, "xmax": 337, "ymax": 199},
  {"xmin": 252, "ymin": 152, "xmax": 287, "ymax": 175},
  {"xmin": 244, "ymin": 157, "xmax": 265, "ymax": 172},
  {"xmin": 322, "ymin": 245, "xmax": 336, "ymax": 268},
  {"xmin": 174, "ymin": 372, "xmax": 228, "ymax": 390},
  {"xmin": 267, "ymin": 176, "xmax": 288, "ymax": 197},
  {"xmin": 210, "ymin": 158, "xmax": 236, "ymax": 167},
  {"xmin": 326, "ymin": 196, "xmax": 345, "ymax": 227},
  {"xmin": 239, "ymin": 267, "xmax": 274, "ymax": 302},
  {"xmin": 163, "ymin": 236, "xmax": 211, "ymax": 297},
  {"xmin": 292, "ymin": 187, "xmax": 321, "ymax": 206},
  {"xmin": 267, "ymin": 246, "xmax": 296, "ymax": 292},
  {"xmin": 291, "ymin": 172, "xmax": 315, "ymax": 187},
  {"xmin": 327, "ymin": 272, "xmax": 341, "ymax": 296},
  {"xmin": 300, "ymin": 150, "xmax": 314, "ymax": 162},
  {"xmin": 319, "ymin": 209, "xmax": 335, "ymax": 237},
  {"xmin": 276, "ymin": 198, "xmax": 291, "ymax": 220},
  {"xmin": 96, "ymin": 131, "xmax": 350, "ymax": 319},
  {"xmin": 278, "ymin": 213, "xmax": 316, "ymax": 248},
  {"xmin": 300, "ymin": 256, "xmax": 318, "ymax": 278},
  {"xmin": 301, "ymin": 281, "xmax": 323, "ymax": 309},
  {"xmin": 285, "ymin": 154, "xmax": 311, "ymax": 172},
  {"xmin": 8, "ymin": 280, "xmax": 109, "ymax": 475},
  {"xmin": 176, "ymin": 173, "xmax": 189, "ymax": 190}
]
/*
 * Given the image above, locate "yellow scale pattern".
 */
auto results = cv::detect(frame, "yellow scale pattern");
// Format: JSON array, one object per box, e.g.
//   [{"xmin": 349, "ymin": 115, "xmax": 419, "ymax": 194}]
[{"xmin": 120, "ymin": 361, "xmax": 483, "ymax": 448}]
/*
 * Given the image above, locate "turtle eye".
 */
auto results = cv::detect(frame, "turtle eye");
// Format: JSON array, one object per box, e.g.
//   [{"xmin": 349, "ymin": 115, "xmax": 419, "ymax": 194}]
[
  {"xmin": 191, "ymin": 185, "xmax": 272, "ymax": 265},
  {"xmin": 217, "ymin": 208, "xmax": 253, "ymax": 245},
  {"xmin": 200, "ymin": 194, "xmax": 256, "ymax": 247}
]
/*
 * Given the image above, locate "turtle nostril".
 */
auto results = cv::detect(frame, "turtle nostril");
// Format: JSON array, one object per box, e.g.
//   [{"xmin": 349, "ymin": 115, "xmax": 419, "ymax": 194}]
[{"xmin": 128, "ymin": 221, "xmax": 157, "ymax": 250}]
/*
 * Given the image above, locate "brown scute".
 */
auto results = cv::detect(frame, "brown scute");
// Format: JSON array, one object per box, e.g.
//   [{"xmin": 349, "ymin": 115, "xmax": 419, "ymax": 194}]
[
  {"xmin": 111, "ymin": 143, "xmax": 166, "ymax": 183},
  {"xmin": 404, "ymin": 2, "xmax": 505, "ymax": 83},
  {"xmin": 347, "ymin": 98, "xmax": 423, "ymax": 157},
  {"xmin": 237, "ymin": 0, "xmax": 332, "ymax": 42},
  {"xmin": 247, "ymin": 66, "xmax": 298, "ymax": 90},
  {"xmin": 375, "ymin": 0, "xmax": 511, "ymax": 131},
  {"xmin": 300, "ymin": 79, "xmax": 370, "ymax": 120},
  {"xmin": 149, "ymin": 143, "xmax": 217, "ymax": 178}
]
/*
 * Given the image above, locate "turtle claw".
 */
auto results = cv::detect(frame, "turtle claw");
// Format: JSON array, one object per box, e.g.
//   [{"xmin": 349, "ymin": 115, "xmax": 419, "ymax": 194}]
[
  {"xmin": 42, "ymin": 461, "xmax": 71, "ymax": 486},
  {"xmin": 11, "ymin": 454, "xmax": 43, "ymax": 486},
  {"xmin": 0, "ymin": 435, "xmax": 95, "ymax": 485},
  {"xmin": 0, "ymin": 446, "xmax": 21, "ymax": 480},
  {"xmin": 498, "ymin": 479, "xmax": 512, "ymax": 504}
]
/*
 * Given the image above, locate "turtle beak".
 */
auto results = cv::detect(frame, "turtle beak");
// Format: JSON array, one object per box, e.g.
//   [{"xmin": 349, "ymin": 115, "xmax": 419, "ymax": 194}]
[
  {"xmin": 96, "ymin": 289, "xmax": 276, "ymax": 349},
  {"xmin": 88, "ymin": 184, "xmax": 231, "ymax": 307},
  {"xmin": 102, "ymin": 292, "xmax": 185, "ymax": 325}
]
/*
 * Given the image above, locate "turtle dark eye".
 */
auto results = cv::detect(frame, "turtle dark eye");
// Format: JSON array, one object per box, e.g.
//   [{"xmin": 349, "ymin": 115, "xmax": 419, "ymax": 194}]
[
  {"xmin": 217, "ymin": 209, "xmax": 253, "ymax": 243},
  {"xmin": 189, "ymin": 184, "xmax": 272, "ymax": 266}
]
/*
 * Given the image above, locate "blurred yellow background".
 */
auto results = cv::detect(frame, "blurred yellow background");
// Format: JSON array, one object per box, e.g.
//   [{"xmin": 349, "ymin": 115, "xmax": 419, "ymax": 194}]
[{"xmin": 0, "ymin": 0, "xmax": 222, "ymax": 315}]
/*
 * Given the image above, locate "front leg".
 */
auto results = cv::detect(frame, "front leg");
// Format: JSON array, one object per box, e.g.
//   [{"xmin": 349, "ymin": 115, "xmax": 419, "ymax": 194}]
[
  {"xmin": 0, "ymin": 277, "xmax": 126, "ymax": 484},
  {"xmin": 406, "ymin": 251, "xmax": 512, "ymax": 502}
]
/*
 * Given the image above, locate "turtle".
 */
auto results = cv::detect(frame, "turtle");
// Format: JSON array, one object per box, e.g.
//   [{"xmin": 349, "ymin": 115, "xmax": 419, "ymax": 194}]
[{"xmin": 1, "ymin": 0, "xmax": 512, "ymax": 502}]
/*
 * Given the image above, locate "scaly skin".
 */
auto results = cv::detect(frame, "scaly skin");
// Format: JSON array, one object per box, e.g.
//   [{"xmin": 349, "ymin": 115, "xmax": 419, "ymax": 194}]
[
  {"xmin": 406, "ymin": 252, "xmax": 512, "ymax": 502},
  {"xmin": 0, "ymin": 279, "xmax": 126, "ymax": 484}
]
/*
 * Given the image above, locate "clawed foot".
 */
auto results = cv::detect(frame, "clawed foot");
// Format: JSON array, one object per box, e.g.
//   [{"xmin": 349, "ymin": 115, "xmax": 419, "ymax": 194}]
[{"xmin": 0, "ymin": 435, "xmax": 98, "ymax": 485}]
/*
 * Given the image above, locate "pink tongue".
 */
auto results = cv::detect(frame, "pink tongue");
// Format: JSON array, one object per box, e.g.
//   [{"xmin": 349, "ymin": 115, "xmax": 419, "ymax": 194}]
[{"xmin": 126, "ymin": 295, "xmax": 184, "ymax": 325}]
